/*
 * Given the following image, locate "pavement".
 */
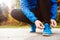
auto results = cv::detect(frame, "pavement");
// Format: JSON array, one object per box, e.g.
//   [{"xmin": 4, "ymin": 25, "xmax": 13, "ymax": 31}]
[{"xmin": 0, "ymin": 28, "xmax": 60, "ymax": 40}]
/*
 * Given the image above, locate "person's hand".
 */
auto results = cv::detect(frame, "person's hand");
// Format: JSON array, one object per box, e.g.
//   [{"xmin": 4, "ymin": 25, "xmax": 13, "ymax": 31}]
[
  {"xmin": 50, "ymin": 19, "xmax": 57, "ymax": 28},
  {"xmin": 34, "ymin": 20, "xmax": 44, "ymax": 29}
]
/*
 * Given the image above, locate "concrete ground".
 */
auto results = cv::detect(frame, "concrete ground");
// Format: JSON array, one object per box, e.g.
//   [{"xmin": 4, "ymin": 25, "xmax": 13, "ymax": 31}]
[{"xmin": 0, "ymin": 28, "xmax": 60, "ymax": 40}]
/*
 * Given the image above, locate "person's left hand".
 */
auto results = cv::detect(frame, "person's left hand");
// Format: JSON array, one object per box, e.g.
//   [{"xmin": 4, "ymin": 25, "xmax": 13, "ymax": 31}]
[{"xmin": 50, "ymin": 19, "xmax": 57, "ymax": 28}]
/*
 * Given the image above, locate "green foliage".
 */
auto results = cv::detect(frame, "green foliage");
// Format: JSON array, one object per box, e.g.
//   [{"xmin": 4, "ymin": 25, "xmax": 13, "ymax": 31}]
[{"xmin": 56, "ymin": 12, "xmax": 60, "ymax": 23}]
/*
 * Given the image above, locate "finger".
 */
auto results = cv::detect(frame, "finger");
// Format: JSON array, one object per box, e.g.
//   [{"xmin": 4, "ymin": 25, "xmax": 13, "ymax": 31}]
[
  {"xmin": 40, "ymin": 23, "xmax": 44, "ymax": 28},
  {"xmin": 53, "ymin": 21, "xmax": 57, "ymax": 27},
  {"xmin": 37, "ymin": 24, "xmax": 44, "ymax": 29},
  {"xmin": 51, "ymin": 23, "xmax": 55, "ymax": 27},
  {"xmin": 51, "ymin": 22, "xmax": 57, "ymax": 27},
  {"xmin": 40, "ymin": 24, "xmax": 44, "ymax": 29},
  {"xmin": 37, "ymin": 26, "xmax": 44, "ymax": 30}
]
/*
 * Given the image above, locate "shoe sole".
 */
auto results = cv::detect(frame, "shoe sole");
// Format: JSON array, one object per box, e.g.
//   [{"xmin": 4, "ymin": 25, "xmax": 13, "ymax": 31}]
[{"xmin": 42, "ymin": 33, "xmax": 52, "ymax": 36}]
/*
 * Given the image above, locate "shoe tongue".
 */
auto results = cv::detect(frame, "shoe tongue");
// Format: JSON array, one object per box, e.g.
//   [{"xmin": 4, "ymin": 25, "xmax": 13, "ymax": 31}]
[{"xmin": 44, "ymin": 23, "xmax": 51, "ymax": 29}]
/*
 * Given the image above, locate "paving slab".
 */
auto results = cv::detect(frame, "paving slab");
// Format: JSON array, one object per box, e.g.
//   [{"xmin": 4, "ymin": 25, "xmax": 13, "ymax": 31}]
[{"xmin": 0, "ymin": 28, "xmax": 60, "ymax": 40}]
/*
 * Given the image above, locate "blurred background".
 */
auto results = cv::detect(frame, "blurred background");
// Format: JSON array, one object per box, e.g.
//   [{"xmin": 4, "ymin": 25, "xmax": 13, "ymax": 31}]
[{"xmin": 0, "ymin": 0, "xmax": 60, "ymax": 28}]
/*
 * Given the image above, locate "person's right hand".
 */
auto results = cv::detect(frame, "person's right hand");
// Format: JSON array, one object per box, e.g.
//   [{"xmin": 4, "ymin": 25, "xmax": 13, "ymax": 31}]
[{"xmin": 34, "ymin": 20, "xmax": 44, "ymax": 29}]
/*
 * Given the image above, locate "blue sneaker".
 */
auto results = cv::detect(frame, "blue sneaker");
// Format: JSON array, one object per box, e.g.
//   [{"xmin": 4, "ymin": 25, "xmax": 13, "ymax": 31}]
[
  {"xmin": 30, "ymin": 30, "xmax": 36, "ymax": 33},
  {"xmin": 30, "ymin": 24, "xmax": 36, "ymax": 33},
  {"xmin": 42, "ymin": 23, "xmax": 52, "ymax": 36}
]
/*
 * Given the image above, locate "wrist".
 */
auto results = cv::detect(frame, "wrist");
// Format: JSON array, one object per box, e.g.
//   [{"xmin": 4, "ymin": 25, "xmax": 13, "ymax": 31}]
[
  {"xmin": 34, "ymin": 20, "xmax": 41, "ymax": 24},
  {"xmin": 50, "ymin": 19, "xmax": 56, "ymax": 21}
]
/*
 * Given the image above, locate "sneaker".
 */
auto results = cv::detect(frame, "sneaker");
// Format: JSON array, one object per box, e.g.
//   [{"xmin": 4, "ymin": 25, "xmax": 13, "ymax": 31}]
[
  {"xmin": 42, "ymin": 23, "xmax": 52, "ymax": 36},
  {"xmin": 30, "ymin": 30, "xmax": 36, "ymax": 33},
  {"xmin": 30, "ymin": 24, "xmax": 36, "ymax": 33}
]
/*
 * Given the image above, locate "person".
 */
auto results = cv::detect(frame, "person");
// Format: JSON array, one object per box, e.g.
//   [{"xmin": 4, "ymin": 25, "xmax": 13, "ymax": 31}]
[{"xmin": 20, "ymin": 0, "xmax": 57, "ymax": 35}]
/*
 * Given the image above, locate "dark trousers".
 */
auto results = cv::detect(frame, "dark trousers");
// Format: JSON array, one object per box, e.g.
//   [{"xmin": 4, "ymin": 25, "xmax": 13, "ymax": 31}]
[
  {"xmin": 11, "ymin": 9, "xmax": 51, "ymax": 24},
  {"xmin": 11, "ymin": 9, "xmax": 32, "ymax": 24}
]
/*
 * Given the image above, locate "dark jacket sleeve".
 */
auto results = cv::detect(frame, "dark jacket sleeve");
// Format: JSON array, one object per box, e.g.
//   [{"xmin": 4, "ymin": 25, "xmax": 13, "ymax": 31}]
[
  {"xmin": 51, "ymin": 0, "xmax": 57, "ymax": 20},
  {"xmin": 20, "ymin": 0, "xmax": 38, "ymax": 23}
]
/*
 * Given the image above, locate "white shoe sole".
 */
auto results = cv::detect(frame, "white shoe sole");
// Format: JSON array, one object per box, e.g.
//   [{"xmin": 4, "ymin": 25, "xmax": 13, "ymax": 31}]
[{"xmin": 42, "ymin": 33, "xmax": 52, "ymax": 36}]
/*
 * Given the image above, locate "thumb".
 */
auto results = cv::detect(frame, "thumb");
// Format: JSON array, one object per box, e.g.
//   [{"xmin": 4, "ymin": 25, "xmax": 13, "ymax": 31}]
[{"xmin": 40, "ymin": 23, "xmax": 44, "ymax": 28}]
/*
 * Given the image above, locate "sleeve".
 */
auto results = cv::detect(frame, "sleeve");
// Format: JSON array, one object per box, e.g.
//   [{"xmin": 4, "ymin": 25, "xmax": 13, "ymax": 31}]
[
  {"xmin": 20, "ymin": 0, "xmax": 38, "ymax": 23},
  {"xmin": 50, "ymin": 0, "xmax": 57, "ymax": 20}
]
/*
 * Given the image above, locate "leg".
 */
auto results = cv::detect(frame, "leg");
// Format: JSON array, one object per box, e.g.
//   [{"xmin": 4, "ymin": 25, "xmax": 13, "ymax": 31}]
[
  {"xmin": 11, "ymin": 9, "xmax": 32, "ymax": 24},
  {"xmin": 30, "ymin": 23, "xmax": 36, "ymax": 33},
  {"xmin": 43, "ymin": 23, "xmax": 52, "ymax": 35}
]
